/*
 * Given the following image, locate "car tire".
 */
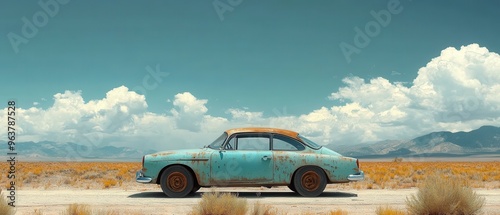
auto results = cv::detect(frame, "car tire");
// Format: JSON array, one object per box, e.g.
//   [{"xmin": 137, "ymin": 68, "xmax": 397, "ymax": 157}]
[
  {"xmin": 160, "ymin": 166, "xmax": 194, "ymax": 198},
  {"xmin": 191, "ymin": 184, "xmax": 201, "ymax": 194},
  {"xmin": 288, "ymin": 184, "xmax": 297, "ymax": 193},
  {"xmin": 293, "ymin": 166, "xmax": 327, "ymax": 197}
]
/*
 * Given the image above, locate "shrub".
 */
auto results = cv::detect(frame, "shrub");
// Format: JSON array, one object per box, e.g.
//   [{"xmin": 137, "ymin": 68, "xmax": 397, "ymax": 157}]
[
  {"xmin": 406, "ymin": 174, "xmax": 485, "ymax": 215},
  {"xmin": 0, "ymin": 189, "xmax": 15, "ymax": 215},
  {"xmin": 250, "ymin": 201, "xmax": 278, "ymax": 215},
  {"xmin": 102, "ymin": 179, "xmax": 117, "ymax": 188},
  {"xmin": 63, "ymin": 203, "xmax": 92, "ymax": 215},
  {"xmin": 393, "ymin": 157, "xmax": 403, "ymax": 163},
  {"xmin": 33, "ymin": 209, "xmax": 44, "ymax": 215},
  {"xmin": 328, "ymin": 209, "xmax": 349, "ymax": 215},
  {"xmin": 189, "ymin": 191, "xmax": 247, "ymax": 215},
  {"xmin": 375, "ymin": 205, "xmax": 406, "ymax": 215}
]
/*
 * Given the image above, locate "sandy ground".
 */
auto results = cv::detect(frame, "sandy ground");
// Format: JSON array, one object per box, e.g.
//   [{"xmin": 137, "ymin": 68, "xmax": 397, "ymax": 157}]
[{"xmin": 9, "ymin": 187, "xmax": 500, "ymax": 215}]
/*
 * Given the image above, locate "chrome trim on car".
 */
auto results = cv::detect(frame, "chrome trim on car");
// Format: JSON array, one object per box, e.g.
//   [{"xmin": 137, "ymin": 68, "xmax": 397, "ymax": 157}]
[
  {"xmin": 175, "ymin": 158, "xmax": 209, "ymax": 162},
  {"xmin": 348, "ymin": 171, "xmax": 364, "ymax": 181},
  {"xmin": 136, "ymin": 171, "xmax": 152, "ymax": 183}
]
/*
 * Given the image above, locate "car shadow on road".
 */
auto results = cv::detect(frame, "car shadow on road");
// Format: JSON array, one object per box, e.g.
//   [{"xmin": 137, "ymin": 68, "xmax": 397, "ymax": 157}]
[{"xmin": 128, "ymin": 191, "xmax": 358, "ymax": 199}]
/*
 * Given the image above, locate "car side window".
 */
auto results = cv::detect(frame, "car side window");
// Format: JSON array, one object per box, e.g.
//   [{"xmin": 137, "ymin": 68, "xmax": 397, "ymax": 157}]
[
  {"xmin": 236, "ymin": 134, "xmax": 270, "ymax": 150},
  {"xmin": 272, "ymin": 134, "xmax": 305, "ymax": 151}
]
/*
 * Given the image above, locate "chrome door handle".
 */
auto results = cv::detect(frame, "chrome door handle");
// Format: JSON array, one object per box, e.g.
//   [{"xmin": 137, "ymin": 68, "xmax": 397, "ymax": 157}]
[{"xmin": 262, "ymin": 156, "xmax": 270, "ymax": 161}]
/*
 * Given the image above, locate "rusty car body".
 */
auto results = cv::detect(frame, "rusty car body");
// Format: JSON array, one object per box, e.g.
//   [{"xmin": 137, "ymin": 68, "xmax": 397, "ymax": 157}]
[{"xmin": 136, "ymin": 127, "xmax": 364, "ymax": 197}]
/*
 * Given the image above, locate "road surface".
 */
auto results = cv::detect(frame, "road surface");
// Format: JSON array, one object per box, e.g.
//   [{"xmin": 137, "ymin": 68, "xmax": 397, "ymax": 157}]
[{"xmin": 11, "ymin": 187, "xmax": 500, "ymax": 214}]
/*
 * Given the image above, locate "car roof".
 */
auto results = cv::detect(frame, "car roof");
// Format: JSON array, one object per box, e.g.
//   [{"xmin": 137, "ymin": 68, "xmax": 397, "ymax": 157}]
[{"xmin": 224, "ymin": 127, "xmax": 299, "ymax": 138}]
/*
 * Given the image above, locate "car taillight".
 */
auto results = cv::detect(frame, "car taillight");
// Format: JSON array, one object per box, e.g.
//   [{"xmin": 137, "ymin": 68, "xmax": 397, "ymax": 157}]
[
  {"xmin": 356, "ymin": 159, "xmax": 360, "ymax": 168},
  {"xmin": 142, "ymin": 156, "xmax": 145, "ymax": 167}
]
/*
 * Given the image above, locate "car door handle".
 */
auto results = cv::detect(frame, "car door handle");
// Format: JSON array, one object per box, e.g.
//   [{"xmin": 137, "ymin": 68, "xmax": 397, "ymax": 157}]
[{"xmin": 262, "ymin": 156, "xmax": 270, "ymax": 161}]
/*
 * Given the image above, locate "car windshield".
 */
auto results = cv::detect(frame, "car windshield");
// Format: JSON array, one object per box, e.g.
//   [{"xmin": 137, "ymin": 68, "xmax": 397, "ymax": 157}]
[
  {"xmin": 207, "ymin": 132, "xmax": 228, "ymax": 149},
  {"xmin": 297, "ymin": 134, "xmax": 322, "ymax": 150}
]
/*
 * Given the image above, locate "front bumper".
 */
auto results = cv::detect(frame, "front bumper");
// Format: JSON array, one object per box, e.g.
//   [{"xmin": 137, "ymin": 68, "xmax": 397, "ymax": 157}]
[
  {"xmin": 348, "ymin": 171, "xmax": 365, "ymax": 181},
  {"xmin": 136, "ymin": 170, "xmax": 153, "ymax": 183}
]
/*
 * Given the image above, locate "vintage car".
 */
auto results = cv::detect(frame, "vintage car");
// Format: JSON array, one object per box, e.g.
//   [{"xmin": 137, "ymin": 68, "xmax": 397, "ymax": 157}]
[{"xmin": 136, "ymin": 127, "xmax": 364, "ymax": 197}]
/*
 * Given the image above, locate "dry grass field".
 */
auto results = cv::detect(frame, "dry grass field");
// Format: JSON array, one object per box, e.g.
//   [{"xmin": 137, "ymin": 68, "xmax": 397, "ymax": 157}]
[
  {"xmin": 1, "ymin": 162, "xmax": 141, "ymax": 190},
  {"xmin": 1, "ymin": 160, "xmax": 498, "ymax": 215},
  {"xmin": 335, "ymin": 161, "xmax": 500, "ymax": 190},
  {"xmin": 1, "ymin": 161, "xmax": 498, "ymax": 190}
]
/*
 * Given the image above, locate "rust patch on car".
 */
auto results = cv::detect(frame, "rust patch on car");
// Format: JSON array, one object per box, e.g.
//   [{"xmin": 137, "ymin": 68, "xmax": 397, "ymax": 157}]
[
  {"xmin": 194, "ymin": 172, "xmax": 203, "ymax": 185},
  {"xmin": 340, "ymin": 156, "xmax": 353, "ymax": 161}
]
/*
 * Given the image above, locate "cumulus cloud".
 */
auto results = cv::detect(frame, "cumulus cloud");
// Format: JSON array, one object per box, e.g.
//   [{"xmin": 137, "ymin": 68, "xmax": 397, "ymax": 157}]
[
  {"xmin": 170, "ymin": 92, "xmax": 208, "ymax": 132},
  {"xmin": 226, "ymin": 108, "xmax": 263, "ymax": 122},
  {"xmin": 1, "ymin": 86, "xmax": 149, "ymax": 144},
  {"xmin": 324, "ymin": 43, "xmax": 500, "ymax": 142},
  {"xmin": 1, "ymin": 43, "xmax": 500, "ymax": 152}
]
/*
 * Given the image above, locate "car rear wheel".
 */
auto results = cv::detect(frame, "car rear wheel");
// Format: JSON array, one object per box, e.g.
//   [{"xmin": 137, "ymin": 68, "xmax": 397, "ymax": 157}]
[
  {"xmin": 160, "ymin": 166, "xmax": 194, "ymax": 198},
  {"xmin": 293, "ymin": 166, "xmax": 326, "ymax": 197}
]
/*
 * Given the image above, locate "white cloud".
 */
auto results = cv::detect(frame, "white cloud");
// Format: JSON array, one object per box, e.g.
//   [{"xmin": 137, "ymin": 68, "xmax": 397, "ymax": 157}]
[
  {"xmin": 1, "ymin": 44, "xmax": 500, "ymax": 153},
  {"xmin": 326, "ymin": 43, "xmax": 500, "ymax": 141},
  {"xmin": 226, "ymin": 108, "xmax": 263, "ymax": 122},
  {"xmin": 170, "ymin": 92, "xmax": 209, "ymax": 132}
]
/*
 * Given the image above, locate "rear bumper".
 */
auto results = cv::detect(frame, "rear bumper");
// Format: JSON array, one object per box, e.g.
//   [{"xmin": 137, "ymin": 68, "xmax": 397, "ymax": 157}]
[
  {"xmin": 136, "ymin": 170, "xmax": 153, "ymax": 183},
  {"xmin": 348, "ymin": 171, "xmax": 365, "ymax": 181}
]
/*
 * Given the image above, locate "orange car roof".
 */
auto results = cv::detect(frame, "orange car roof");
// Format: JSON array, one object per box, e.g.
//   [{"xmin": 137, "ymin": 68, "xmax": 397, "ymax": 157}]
[{"xmin": 224, "ymin": 127, "xmax": 299, "ymax": 138}]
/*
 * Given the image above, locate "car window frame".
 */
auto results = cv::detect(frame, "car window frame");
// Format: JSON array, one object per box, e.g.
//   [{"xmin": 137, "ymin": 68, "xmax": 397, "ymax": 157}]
[
  {"xmin": 223, "ymin": 132, "xmax": 272, "ymax": 151},
  {"xmin": 271, "ymin": 134, "xmax": 306, "ymax": 151},
  {"xmin": 208, "ymin": 132, "xmax": 228, "ymax": 150}
]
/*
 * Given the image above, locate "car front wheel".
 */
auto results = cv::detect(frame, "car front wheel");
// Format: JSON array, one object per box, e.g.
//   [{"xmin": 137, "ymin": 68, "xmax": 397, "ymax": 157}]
[
  {"xmin": 293, "ymin": 166, "xmax": 327, "ymax": 197},
  {"xmin": 160, "ymin": 166, "xmax": 194, "ymax": 198}
]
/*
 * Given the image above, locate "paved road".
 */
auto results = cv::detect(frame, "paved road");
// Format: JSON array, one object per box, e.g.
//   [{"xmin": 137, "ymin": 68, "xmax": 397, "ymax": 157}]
[{"xmin": 12, "ymin": 187, "xmax": 500, "ymax": 214}]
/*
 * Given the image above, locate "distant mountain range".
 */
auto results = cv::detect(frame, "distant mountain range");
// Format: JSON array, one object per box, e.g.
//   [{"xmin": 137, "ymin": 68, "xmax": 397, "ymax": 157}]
[
  {"xmin": 2, "ymin": 125, "xmax": 500, "ymax": 161},
  {"xmin": 330, "ymin": 125, "xmax": 500, "ymax": 159},
  {"xmin": 0, "ymin": 141, "xmax": 155, "ymax": 161}
]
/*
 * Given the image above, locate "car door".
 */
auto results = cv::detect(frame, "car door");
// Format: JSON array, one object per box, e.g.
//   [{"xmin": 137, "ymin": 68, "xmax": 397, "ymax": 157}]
[
  {"xmin": 272, "ymin": 134, "xmax": 306, "ymax": 183},
  {"xmin": 210, "ymin": 133, "xmax": 274, "ymax": 185}
]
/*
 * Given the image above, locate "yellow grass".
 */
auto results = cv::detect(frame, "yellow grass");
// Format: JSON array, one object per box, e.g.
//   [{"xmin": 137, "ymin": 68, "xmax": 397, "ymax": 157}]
[
  {"xmin": 63, "ymin": 203, "xmax": 92, "ymax": 215},
  {"xmin": 335, "ymin": 161, "xmax": 500, "ymax": 189},
  {"xmin": 0, "ymin": 160, "xmax": 495, "ymax": 215},
  {"xmin": 0, "ymin": 162, "xmax": 139, "ymax": 189},
  {"xmin": 406, "ymin": 173, "xmax": 485, "ymax": 215},
  {"xmin": 0, "ymin": 189, "xmax": 15, "ymax": 215},
  {"xmin": 189, "ymin": 191, "xmax": 248, "ymax": 215},
  {"xmin": 375, "ymin": 205, "xmax": 406, "ymax": 215},
  {"xmin": 1, "ymin": 161, "xmax": 499, "ymax": 190},
  {"xmin": 327, "ymin": 209, "xmax": 349, "ymax": 215},
  {"xmin": 57, "ymin": 204, "xmax": 146, "ymax": 215},
  {"xmin": 250, "ymin": 201, "xmax": 279, "ymax": 215}
]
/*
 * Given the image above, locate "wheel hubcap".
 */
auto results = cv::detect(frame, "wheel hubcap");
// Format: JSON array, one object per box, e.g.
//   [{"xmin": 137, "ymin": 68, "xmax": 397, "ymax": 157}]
[
  {"xmin": 167, "ymin": 172, "xmax": 187, "ymax": 192},
  {"xmin": 301, "ymin": 171, "xmax": 320, "ymax": 191}
]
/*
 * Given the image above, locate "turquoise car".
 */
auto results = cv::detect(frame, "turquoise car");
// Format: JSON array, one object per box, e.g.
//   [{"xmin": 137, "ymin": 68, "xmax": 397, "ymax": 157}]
[{"xmin": 136, "ymin": 127, "xmax": 364, "ymax": 197}]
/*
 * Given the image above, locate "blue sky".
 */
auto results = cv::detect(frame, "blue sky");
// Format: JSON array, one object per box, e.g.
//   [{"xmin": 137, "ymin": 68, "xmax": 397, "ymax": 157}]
[{"xmin": 1, "ymin": 0, "xmax": 500, "ymax": 151}]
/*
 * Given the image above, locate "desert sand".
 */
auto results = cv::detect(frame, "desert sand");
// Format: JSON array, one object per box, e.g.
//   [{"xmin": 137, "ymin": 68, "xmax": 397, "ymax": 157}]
[{"xmin": 9, "ymin": 187, "xmax": 500, "ymax": 215}]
